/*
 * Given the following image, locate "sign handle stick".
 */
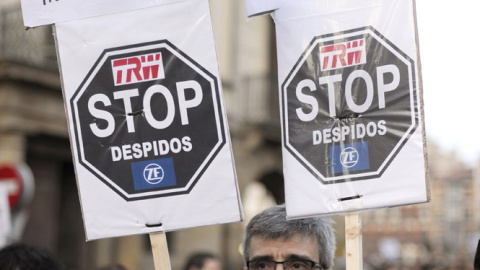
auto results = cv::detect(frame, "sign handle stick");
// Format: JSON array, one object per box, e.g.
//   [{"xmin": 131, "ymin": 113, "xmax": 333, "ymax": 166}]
[
  {"xmin": 149, "ymin": 231, "xmax": 172, "ymax": 270},
  {"xmin": 345, "ymin": 212, "xmax": 363, "ymax": 270}
]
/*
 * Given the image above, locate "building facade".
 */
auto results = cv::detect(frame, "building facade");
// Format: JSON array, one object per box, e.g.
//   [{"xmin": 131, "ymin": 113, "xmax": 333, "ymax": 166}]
[{"xmin": 361, "ymin": 143, "xmax": 480, "ymax": 269}]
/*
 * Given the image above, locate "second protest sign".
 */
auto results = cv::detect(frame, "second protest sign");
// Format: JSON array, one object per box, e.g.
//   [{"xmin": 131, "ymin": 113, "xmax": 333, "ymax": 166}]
[{"xmin": 272, "ymin": 0, "xmax": 430, "ymax": 217}]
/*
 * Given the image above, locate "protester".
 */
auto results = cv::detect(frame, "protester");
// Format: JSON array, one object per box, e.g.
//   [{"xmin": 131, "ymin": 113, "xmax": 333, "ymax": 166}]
[
  {"xmin": 242, "ymin": 204, "xmax": 336, "ymax": 270},
  {"xmin": 184, "ymin": 252, "xmax": 222, "ymax": 270},
  {"xmin": 0, "ymin": 243, "xmax": 65, "ymax": 270}
]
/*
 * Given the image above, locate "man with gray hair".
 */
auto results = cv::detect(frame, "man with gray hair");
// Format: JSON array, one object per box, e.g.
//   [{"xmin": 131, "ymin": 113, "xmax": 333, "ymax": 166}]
[{"xmin": 242, "ymin": 204, "xmax": 336, "ymax": 270}]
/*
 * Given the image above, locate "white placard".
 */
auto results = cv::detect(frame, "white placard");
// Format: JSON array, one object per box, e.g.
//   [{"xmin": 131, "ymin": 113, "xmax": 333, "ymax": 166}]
[
  {"xmin": 20, "ymin": 0, "xmax": 189, "ymax": 27},
  {"xmin": 55, "ymin": 0, "xmax": 243, "ymax": 240},
  {"xmin": 273, "ymin": 0, "xmax": 429, "ymax": 218},
  {"xmin": 0, "ymin": 184, "xmax": 12, "ymax": 247}
]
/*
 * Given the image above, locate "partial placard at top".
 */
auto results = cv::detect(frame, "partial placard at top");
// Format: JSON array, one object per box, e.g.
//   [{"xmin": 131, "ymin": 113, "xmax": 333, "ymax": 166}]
[
  {"xmin": 20, "ymin": 0, "xmax": 191, "ymax": 27},
  {"xmin": 245, "ymin": 0, "xmax": 315, "ymax": 17},
  {"xmin": 245, "ymin": 0, "xmax": 286, "ymax": 17}
]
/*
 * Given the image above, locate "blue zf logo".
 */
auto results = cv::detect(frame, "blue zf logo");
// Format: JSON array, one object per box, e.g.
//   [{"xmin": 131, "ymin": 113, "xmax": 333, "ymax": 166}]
[
  {"xmin": 143, "ymin": 164, "xmax": 165, "ymax": 184},
  {"xmin": 132, "ymin": 158, "xmax": 176, "ymax": 191},
  {"xmin": 331, "ymin": 142, "xmax": 369, "ymax": 174},
  {"xmin": 340, "ymin": 147, "xmax": 359, "ymax": 168}
]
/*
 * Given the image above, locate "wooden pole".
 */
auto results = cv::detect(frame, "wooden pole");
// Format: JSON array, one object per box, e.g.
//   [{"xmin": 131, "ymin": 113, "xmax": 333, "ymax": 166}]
[
  {"xmin": 150, "ymin": 231, "xmax": 172, "ymax": 270},
  {"xmin": 345, "ymin": 212, "xmax": 363, "ymax": 270}
]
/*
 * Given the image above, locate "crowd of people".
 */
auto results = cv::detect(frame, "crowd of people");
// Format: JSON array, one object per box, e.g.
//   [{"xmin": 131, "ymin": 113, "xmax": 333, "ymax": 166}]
[{"xmin": 0, "ymin": 205, "xmax": 478, "ymax": 270}]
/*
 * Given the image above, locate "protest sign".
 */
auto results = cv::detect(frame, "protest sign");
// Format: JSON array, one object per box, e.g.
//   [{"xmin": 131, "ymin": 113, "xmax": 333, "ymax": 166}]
[
  {"xmin": 54, "ymin": 0, "xmax": 243, "ymax": 240},
  {"xmin": 270, "ymin": 0, "xmax": 429, "ymax": 217}
]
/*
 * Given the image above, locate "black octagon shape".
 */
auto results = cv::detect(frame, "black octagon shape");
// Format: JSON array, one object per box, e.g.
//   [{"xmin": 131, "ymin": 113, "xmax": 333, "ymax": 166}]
[
  {"xmin": 71, "ymin": 40, "xmax": 225, "ymax": 200},
  {"xmin": 282, "ymin": 26, "xmax": 418, "ymax": 184}
]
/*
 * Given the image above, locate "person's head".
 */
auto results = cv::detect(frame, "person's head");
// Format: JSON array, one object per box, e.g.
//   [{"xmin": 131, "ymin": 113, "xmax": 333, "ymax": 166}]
[
  {"xmin": 184, "ymin": 252, "xmax": 222, "ymax": 270},
  {"xmin": 0, "ymin": 243, "xmax": 65, "ymax": 270},
  {"xmin": 242, "ymin": 204, "xmax": 336, "ymax": 270}
]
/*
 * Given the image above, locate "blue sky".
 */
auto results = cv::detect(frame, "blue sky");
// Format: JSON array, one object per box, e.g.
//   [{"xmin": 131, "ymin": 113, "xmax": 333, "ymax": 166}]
[{"xmin": 416, "ymin": 0, "xmax": 480, "ymax": 166}]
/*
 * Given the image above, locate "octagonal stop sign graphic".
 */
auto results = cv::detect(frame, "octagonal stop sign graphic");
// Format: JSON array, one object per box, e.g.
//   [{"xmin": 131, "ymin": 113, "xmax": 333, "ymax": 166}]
[
  {"xmin": 71, "ymin": 40, "xmax": 225, "ymax": 200},
  {"xmin": 282, "ymin": 26, "xmax": 418, "ymax": 183}
]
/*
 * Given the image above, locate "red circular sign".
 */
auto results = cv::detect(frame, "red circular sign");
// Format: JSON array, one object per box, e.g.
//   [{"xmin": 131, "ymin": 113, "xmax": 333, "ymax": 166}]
[{"xmin": 0, "ymin": 165, "xmax": 24, "ymax": 209}]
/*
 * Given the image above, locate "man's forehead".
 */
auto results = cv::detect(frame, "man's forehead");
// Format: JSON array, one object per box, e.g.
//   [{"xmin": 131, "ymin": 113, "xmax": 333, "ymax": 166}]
[{"xmin": 249, "ymin": 233, "xmax": 319, "ymax": 261}]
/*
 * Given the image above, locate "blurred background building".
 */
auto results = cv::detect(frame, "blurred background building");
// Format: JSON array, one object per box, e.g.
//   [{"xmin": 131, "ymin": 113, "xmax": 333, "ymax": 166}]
[
  {"xmin": 0, "ymin": 0, "xmax": 479, "ymax": 269},
  {"xmin": 360, "ymin": 143, "xmax": 480, "ymax": 270}
]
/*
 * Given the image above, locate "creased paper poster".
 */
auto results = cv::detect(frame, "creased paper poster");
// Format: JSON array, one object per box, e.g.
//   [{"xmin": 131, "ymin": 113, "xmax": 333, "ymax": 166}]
[
  {"xmin": 55, "ymin": 0, "xmax": 243, "ymax": 240},
  {"xmin": 272, "ymin": 0, "xmax": 429, "ymax": 217}
]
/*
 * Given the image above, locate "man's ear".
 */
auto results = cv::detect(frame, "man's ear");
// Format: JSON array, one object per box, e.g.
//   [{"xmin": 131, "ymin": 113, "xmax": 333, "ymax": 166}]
[{"xmin": 243, "ymin": 266, "xmax": 248, "ymax": 270}]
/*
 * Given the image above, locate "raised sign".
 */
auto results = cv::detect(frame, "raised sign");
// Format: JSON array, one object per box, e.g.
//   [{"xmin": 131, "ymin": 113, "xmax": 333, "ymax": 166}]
[
  {"xmin": 274, "ymin": 0, "xmax": 429, "ymax": 217},
  {"xmin": 55, "ymin": 1, "xmax": 242, "ymax": 240}
]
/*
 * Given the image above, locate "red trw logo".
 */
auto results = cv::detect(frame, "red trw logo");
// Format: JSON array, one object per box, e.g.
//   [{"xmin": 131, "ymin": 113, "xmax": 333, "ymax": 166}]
[
  {"xmin": 320, "ymin": 38, "xmax": 366, "ymax": 71},
  {"xmin": 112, "ymin": 53, "xmax": 165, "ymax": 86}
]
